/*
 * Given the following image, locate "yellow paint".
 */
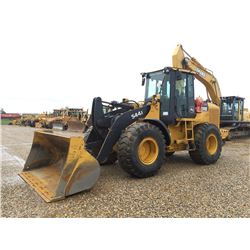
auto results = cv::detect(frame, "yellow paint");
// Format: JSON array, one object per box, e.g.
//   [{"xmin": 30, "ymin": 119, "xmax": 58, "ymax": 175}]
[
  {"xmin": 243, "ymin": 108, "xmax": 250, "ymax": 121},
  {"xmin": 138, "ymin": 137, "xmax": 159, "ymax": 165},
  {"xmin": 172, "ymin": 45, "xmax": 185, "ymax": 68},
  {"xmin": 172, "ymin": 44, "xmax": 221, "ymax": 106},
  {"xmin": 206, "ymin": 134, "xmax": 218, "ymax": 155},
  {"xmin": 143, "ymin": 94, "xmax": 221, "ymax": 153},
  {"xmin": 167, "ymin": 103, "xmax": 220, "ymax": 151},
  {"xmin": 19, "ymin": 131, "xmax": 100, "ymax": 202},
  {"xmin": 144, "ymin": 96, "xmax": 160, "ymax": 120},
  {"xmin": 220, "ymin": 129, "xmax": 229, "ymax": 140}
]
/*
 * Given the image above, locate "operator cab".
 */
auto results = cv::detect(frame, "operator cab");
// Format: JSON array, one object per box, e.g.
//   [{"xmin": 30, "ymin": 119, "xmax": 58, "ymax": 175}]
[
  {"xmin": 142, "ymin": 67, "xmax": 195, "ymax": 124},
  {"xmin": 220, "ymin": 96, "xmax": 244, "ymax": 122}
]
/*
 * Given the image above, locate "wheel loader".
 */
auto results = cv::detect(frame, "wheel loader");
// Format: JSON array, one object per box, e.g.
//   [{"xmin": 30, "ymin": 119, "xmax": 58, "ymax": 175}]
[
  {"xmin": 51, "ymin": 108, "xmax": 89, "ymax": 132},
  {"xmin": 19, "ymin": 44, "xmax": 228, "ymax": 202}
]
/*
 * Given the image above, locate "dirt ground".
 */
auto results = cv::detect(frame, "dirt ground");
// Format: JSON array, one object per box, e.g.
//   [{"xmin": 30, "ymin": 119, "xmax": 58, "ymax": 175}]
[{"xmin": 1, "ymin": 125, "xmax": 249, "ymax": 217}]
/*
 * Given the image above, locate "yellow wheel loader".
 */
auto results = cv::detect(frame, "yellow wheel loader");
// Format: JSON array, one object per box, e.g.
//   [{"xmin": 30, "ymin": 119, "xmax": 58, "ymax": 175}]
[
  {"xmin": 19, "ymin": 45, "xmax": 228, "ymax": 202},
  {"xmin": 51, "ymin": 108, "xmax": 89, "ymax": 132}
]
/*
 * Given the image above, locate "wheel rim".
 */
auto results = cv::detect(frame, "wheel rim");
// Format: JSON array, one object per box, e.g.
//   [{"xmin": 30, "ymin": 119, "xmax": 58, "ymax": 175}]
[
  {"xmin": 206, "ymin": 134, "xmax": 218, "ymax": 155},
  {"xmin": 138, "ymin": 137, "xmax": 159, "ymax": 165}
]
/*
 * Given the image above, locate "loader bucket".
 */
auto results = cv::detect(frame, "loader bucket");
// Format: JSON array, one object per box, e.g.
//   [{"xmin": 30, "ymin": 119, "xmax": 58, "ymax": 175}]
[
  {"xmin": 67, "ymin": 117, "xmax": 85, "ymax": 132},
  {"xmin": 52, "ymin": 121, "xmax": 66, "ymax": 130},
  {"xmin": 19, "ymin": 131, "xmax": 100, "ymax": 202}
]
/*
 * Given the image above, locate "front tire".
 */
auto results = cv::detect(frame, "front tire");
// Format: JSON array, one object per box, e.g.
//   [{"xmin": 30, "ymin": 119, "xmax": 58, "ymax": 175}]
[
  {"xmin": 189, "ymin": 123, "xmax": 222, "ymax": 165},
  {"xmin": 117, "ymin": 122, "xmax": 165, "ymax": 178}
]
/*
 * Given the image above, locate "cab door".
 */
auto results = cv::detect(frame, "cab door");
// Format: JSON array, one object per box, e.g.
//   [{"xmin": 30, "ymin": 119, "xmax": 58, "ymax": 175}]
[
  {"xmin": 174, "ymin": 71, "xmax": 195, "ymax": 119},
  {"xmin": 160, "ymin": 71, "xmax": 175, "ymax": 124},
  {"xmin": 238, "ymin": 99, "xmax": 244, "ymax": 121}
]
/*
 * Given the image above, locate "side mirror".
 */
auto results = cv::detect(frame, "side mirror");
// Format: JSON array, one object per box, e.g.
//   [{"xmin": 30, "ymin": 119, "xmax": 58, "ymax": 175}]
[
  {"xmin": 142, "ymin": 77, "xmax": 145, "ymax": 86},
  {"xmin": 141, "ymin": 73, "xmax": 146, "ymax": 86},
  {"xmin": 164, "ymin": 67, "xmax": 170, "ymax": 74}
]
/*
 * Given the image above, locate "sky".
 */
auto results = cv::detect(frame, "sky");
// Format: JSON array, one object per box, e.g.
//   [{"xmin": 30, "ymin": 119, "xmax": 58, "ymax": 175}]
[{"xmin": 1, "ymin": 0, "xmax": 250, "ymax": 113}]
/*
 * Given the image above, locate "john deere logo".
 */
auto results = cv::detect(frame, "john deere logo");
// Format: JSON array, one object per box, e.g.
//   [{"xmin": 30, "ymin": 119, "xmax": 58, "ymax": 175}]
[{"xmin": 196, "ymin": 67, "xmax": 206, "ymax": 78}]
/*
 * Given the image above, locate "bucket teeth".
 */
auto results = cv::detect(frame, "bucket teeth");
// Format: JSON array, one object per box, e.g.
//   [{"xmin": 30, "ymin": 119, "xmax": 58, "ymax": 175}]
[{"xmin": 19, "ymin": 172, "xmax": 56, "ymax": 202}]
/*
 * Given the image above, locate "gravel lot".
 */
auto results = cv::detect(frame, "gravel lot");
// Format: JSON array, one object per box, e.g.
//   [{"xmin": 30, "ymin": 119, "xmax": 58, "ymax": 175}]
[{"xmin": 1, "ymin": 125, "xmax": 250, "ymax": 217}]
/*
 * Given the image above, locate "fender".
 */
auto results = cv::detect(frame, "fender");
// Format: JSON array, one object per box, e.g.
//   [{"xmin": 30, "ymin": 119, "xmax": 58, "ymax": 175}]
[
  {"xmin": 143, "ymin": 118, "xmax": 171, "ymax": 145},
  {"xmin": 96, "ymin": 105, "xmax": 150, "ymax": 163}
]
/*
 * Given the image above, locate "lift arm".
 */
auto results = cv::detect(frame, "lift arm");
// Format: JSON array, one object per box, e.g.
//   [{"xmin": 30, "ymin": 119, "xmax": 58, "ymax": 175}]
[{"xmin": 172, "ymin": 44, "xmax": 221, "ymax": 106}]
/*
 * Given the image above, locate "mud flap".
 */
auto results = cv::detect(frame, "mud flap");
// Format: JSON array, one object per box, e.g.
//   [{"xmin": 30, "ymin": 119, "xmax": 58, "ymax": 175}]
[{"xmin": 19, "ymin": 131, "xmax": 100, "ymax": 202}]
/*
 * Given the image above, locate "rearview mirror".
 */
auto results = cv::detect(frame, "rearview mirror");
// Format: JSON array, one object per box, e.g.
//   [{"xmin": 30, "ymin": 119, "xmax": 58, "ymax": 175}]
[{"xmin": 142, "ymin": 77, "xmax": 145, "ymax": 86}]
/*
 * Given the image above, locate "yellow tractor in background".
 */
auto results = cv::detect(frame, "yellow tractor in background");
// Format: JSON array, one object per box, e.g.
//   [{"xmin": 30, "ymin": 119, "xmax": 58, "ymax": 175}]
[
  {"xmin": 19, "ymin": 45, "xmax": 229, "ymax": 202},
  {"xmin": 50, "ymin": 108, "xmax": 89, "ymax": 132},
  {"xmin": 19, "ymin": 114, "xmax": 37, "ymax": 126},
  {"xmin": 32, "ymin": 112, "xmax": 51, "ymax": 128}
]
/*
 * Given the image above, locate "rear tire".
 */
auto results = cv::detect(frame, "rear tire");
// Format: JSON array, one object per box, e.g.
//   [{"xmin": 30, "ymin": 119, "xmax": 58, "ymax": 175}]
[
  {"xmin": 189, "ymin": 123, "xmax": 222, "ymax": 165},
  {"xmin": 117, "ymin": 122, "xmax": 165, "ymax": 178}
]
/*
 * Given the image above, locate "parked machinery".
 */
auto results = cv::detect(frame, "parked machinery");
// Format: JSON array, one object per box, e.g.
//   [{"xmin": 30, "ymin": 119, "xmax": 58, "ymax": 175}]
[
  {"xmin": 220, "ymin": 96, "xmax": 250, "ymax": 139},
  {"xmin": 51, "ymin": 108, "xmax": 89, "ymax": 132},
  {"xmin": 20, "ymin": 45, "xmax": 228, "ymax": 202}
]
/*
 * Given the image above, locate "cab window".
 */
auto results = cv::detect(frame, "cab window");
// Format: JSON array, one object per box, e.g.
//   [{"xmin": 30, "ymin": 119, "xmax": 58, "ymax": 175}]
[{"xmin": 145, "ymin": 72, "xmax": 164, "ymax": 100}]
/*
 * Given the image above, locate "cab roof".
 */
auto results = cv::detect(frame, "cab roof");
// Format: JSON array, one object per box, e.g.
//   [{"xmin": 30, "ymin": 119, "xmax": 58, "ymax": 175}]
[
  {"xmin": 221, "ymin": 96, "xmax": 245, "ymax": 101},
  {"xmin": 141, "ymin": 66, "xmax": 196, "ymax": 76}
]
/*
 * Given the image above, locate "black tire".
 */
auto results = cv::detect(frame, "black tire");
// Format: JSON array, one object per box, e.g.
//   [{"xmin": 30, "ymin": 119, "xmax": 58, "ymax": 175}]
[
  {"xmin": 166, "ymin": 151, "xmax": 175, "ymax": 157},
  {"xmin": 189, "ymin": 123, "xmax": 222, "ymax": 165},
  {"xmin": 117, "ymin": 122, "xmax": 165, "ymax": 178}
]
